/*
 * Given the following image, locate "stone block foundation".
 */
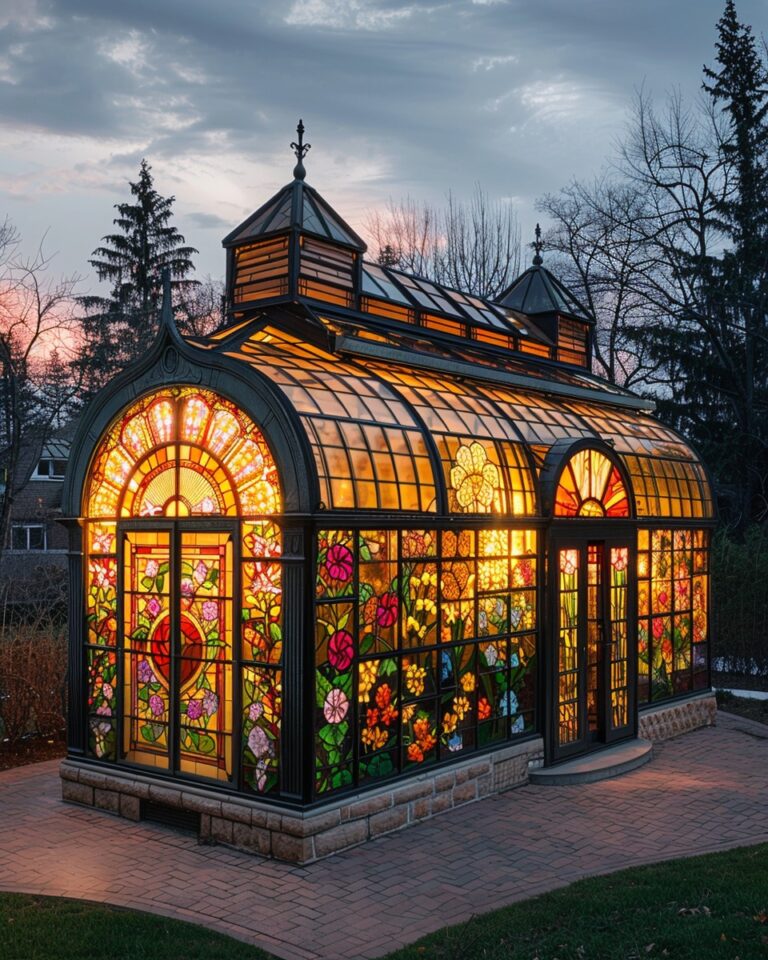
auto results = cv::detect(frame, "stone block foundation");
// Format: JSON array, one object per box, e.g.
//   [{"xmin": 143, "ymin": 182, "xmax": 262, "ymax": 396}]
[
  {"xmin": 639, "ymin": 690, "xmax": 717, "ymax": 742},
  {"xmin": 60, "ymin": 736, "xmax": 543, "ymax": 864},
  {"xmin": 60, "ymin": 693, "xmax": 717, "ymax": 864}
]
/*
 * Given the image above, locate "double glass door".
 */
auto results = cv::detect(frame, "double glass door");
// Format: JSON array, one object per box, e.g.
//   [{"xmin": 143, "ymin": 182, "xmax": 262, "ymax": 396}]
[
  {"xmin": 551, "ymin": 536, "xmax": 635, "ymax": 761},
  {"xmin": 121, "ymin": 524, "xmax": 235, "ymax": 782}
]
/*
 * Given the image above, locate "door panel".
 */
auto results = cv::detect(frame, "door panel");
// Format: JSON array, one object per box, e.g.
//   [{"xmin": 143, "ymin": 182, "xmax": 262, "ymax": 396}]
[
  {"xmin": 121, "ymin": 526, "xmax": 235, "ymax": 782},
  {"xmin": 552, "ymin": 536, "xmax": 635, "ymax": 761}
]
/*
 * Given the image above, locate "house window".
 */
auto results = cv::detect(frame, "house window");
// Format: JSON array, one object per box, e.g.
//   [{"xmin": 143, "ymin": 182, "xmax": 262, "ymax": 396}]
[
  {"xmin": 33, "ymin": 458, "xmax": 68, "ymax": 480},
  {"xmin": 11, "ymin": 524, "xmax": 47, "ymax": 551}
]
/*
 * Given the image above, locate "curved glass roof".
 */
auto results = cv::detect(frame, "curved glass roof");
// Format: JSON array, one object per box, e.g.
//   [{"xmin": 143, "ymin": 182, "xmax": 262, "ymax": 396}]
[{"xmin": 214, "ymin": 322, "xmax": 713, "ymax": 521}]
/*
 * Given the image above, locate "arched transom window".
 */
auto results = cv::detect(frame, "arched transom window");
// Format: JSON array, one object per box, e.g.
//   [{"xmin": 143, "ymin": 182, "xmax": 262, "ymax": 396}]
[{"xmin": 554, "ymin": 448, "xmax": 630, "ymax": 518}]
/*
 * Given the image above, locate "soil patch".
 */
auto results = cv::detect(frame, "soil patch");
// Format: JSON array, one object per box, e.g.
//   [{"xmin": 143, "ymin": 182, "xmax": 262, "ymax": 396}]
[{"xmin": 0, "ymin": 733, "xmax": 66, "ymax": 771}]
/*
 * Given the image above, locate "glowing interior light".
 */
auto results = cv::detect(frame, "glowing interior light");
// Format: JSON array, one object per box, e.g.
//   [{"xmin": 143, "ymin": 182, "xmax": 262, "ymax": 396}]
[
  {"xmin": 181, "ymin": 396, "xmax": 210, "ymax": 444},
  {"xmin": 207, "ymin": 409, "xmax": 240, "ymax": 456},
  {"xmin": 148, "ymin": 399, "xmax": 175, "ymax": 445}
]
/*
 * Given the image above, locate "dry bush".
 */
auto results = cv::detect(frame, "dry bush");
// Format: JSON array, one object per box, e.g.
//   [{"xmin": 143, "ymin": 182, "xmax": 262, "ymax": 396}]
[{"xmin": 0, "ymin": 569, "xmax": 67, "ymax": 743}]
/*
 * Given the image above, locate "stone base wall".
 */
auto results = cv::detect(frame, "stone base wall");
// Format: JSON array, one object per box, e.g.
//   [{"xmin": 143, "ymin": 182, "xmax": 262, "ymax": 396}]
[
  {"xmin": 639, "ymin": 690, "xmax": 717, "ymax": 742},
  {"xmin": 60, "ymin": 736, "xmax": 544, "ymax": 864}
]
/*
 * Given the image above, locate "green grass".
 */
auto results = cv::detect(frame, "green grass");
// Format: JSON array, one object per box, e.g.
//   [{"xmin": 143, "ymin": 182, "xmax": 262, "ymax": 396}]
[
  {"xmin": 387, "ymin": 844, "xmax": 768, "ymax": 960},
  {"xmin": 1, "ymin": 845, "xmax": 767, "ymax": 960},
  {"xmin": 0, "ymin": 894, "xmax": 270, "ymax": 960}
]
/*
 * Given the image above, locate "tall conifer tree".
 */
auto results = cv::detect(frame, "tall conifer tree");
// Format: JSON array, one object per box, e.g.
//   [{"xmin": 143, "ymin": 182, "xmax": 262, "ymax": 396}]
[{"xmin": 78, "ymin": 160, "xmax": 198, "ymax": 394}]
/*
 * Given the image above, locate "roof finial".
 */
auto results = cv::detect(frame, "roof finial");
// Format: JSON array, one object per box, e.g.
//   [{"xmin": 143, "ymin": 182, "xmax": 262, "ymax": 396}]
[
  {"xmin": 291, "ymin": 118, "xmax": 311, "ymax": 181},
  {"xmin": 532, "ymin": 222, "xmax": 543, "ymax": 266}
]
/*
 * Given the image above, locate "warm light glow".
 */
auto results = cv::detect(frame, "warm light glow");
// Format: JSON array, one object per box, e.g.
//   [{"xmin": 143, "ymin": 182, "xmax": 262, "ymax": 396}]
[
  {"xmin": 555, "ymin": 448, "xmax": 629, "ymax": 518},
  {"xmin": 85, "ymin": 387, "xmax": 282, "ymax": 518}
]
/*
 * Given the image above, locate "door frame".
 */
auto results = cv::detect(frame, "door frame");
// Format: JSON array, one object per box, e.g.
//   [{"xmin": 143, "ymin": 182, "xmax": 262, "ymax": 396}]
[{"xmin": 545, "ymin": 521, "xmax": 638, "ymax": 765}]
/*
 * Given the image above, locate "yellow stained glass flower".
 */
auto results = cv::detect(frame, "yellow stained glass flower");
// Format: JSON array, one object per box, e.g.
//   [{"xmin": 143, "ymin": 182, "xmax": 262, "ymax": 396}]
[
  {"xmin": 460, "ymin": 673, "xmax": 476, "ymax": 693},
  {"xmin": 405, "ymin": 663, "xmax": 427, "ymax": 697},
  {"xmin": 453, "ymin": 695, "xmax": 471, "ymax": 720},
  {"xmin": 358, "ymin": 660, "xmax": 380, "ymax": 701},
  {"xmin": 450, "ymin": 442, "xmax": 499, "ymax": 512},
  {"xmin": 442, "ymin": 712, "xmax": 458, "ymax": 734},
  {"xmin": 362, "ymin": 726, "xmax": 388, "ymax": 750},
  {"xmin": 401, "ymin": 703, "xmax": 416, "ymax": 724}
]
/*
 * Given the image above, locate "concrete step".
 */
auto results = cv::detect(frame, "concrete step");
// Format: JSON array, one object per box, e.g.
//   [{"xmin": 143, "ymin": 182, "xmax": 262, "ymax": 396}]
[{"xmin": 529, "ymin": 738, "xmax": 653, "ymax": 786}]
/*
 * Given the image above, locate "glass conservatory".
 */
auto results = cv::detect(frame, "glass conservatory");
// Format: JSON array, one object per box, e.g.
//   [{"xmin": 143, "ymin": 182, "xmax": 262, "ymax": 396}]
[{"xmin": 61, "ymin": 131, "xmax": 715, "ymax": 860}]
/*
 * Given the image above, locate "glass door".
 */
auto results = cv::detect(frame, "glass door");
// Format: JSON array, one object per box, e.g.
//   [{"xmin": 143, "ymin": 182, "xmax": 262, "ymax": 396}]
[
  {"xmin": 121, "ymin": 525, "xmax": 235, "ymax": 782},
  {"xmin": 551, "ymin": 537, "xmax": 635, "ymax": 761}
]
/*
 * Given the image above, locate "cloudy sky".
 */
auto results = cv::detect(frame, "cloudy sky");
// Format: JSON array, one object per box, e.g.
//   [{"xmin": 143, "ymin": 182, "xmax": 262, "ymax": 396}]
[{"xmin": 0, "ymin": 0, "xmax": 762, "ymax": 289}]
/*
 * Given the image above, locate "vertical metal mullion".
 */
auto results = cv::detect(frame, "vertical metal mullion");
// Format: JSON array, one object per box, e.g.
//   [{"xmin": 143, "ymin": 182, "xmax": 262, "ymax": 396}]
[
  {"xmin": 116, "ymin": 526, "xmax": 127, "ymax": 760},
  {"xmin": 170, "ymin": 524, "xmax": 180, "ymax": 775},
  {"xmin": 231, "ymin": 524, "xmax": 242, "ymax": 789},
  {"xmin": 600, "ymin": 540, "xmax": 611, "ymax": 740}
]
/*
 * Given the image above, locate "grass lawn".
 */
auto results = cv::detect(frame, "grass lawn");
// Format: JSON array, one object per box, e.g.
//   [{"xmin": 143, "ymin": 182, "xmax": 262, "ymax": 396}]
[{"xmin": 1, "ymin": 845, "xmax": 767, "ymax": 960}]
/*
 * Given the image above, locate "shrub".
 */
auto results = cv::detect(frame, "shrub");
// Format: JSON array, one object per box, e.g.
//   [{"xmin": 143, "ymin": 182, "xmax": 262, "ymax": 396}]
[
  {"xmin": 0, "ymin": 574, "xmax": 67, "ymax": 744},
  {"xmin": 711, "ymin": 526, "xmax": 768, "ymax": 680}
]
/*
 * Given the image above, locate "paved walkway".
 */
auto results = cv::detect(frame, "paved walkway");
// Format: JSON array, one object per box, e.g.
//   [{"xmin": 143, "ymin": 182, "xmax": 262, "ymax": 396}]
[{"xmin": 1, "ymin": 712, "xmax": 767, "ymax": 960}]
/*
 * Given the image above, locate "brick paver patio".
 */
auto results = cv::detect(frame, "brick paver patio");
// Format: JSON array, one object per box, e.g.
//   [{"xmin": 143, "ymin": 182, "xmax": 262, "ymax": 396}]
[{"xmin": 1, "ymin": 711, "xmax": 767, "ymax": 960}]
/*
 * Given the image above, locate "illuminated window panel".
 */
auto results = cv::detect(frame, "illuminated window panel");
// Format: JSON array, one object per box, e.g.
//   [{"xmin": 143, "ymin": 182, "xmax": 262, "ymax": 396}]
[
  {"xmin": 557, "ymin": 548, "xmax": 580, "ymax": 746},
  {"xmin": 637, "ymin": 528, "xmax": 709, "ymax": 704},
  {"xmin": 85, "ymin": 388, "xmax": 281, "ymax": 519},
  {"xmin": 314, "ymin": 526, "xmax": 538, "ymax": 796},
  {"xmin": 554, "ymin": 448, "xmax": 630, "ymax": 518},
  {"xmin": 360, "ymin": 297, "xmax": 416, "ymax": 324},
  {"xmin": 233, "ymin": 237, "xmax": 290, "ymax": 304},
  {"xmin": 433, "ymin": 436, "xmax": 534, "ymax": 516},
  {"xmin": 302, "ymin": 416, "xmax": 436, "ymax": 512},
  {"xmin": 623, "ymin": 455, "xmax": 712, "ymax": 519}
]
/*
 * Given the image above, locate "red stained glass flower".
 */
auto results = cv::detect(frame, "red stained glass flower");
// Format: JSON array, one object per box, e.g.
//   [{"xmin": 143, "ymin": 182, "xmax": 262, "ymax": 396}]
[
  {"xmin": 327, "ymin": 629, "xmax": 354, "ymax": 670},
  {"xmin": 326, "ymin": 543, "xmax": 353, "ymax": 582},
  {"xmin": 375, "ymin": 592, "xmax": 398, "ymax": 628}
]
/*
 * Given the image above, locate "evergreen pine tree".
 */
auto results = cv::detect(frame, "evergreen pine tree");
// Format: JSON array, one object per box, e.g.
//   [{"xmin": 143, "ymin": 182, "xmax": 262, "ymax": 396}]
[{"xmin": 78, "ymin": 160, "xmax": 198, "ymax": 394}]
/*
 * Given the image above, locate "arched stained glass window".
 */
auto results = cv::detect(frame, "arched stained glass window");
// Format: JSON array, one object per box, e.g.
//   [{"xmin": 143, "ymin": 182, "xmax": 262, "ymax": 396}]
[
  {"xmin": 554, "ymin": 448, "xmax": 630, "ymax": 518},
  {"xmin": 86, "ymin": 387, "xmax": 281, "ymax": 518},
  {"xmin": 82, "ymin": 387, "xmax": 283, "ymax": 791}
]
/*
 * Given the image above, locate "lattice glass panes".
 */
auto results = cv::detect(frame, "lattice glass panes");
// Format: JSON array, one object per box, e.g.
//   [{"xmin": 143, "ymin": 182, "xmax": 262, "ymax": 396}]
[
  {"xmin": 242, "ymin": 520, "xmax": 283, "ymax": 665},
  {"xmin": 358, "ymin": 656, "xmax": 399, "ymax": 780},
  {"xmin": 85, "ymin": 386, "xmax": 281, "ymax": 520},
  {"xmin": 554, "ymin": 448, "xmax": 630, "ymax": 518},
  {"xmin": 609, "ymin": 547, "xmax": 630, "ymax": 731},
  {"xmin": 177, "ymin": 532, "xmax": 234, "ymax": 782},
  {"xmin": 87, "ymin": 647, "xmax": 117, "ymax": 761},
  {"xmin": 557, "ymin": 548, "xmax": 580, "ymax": 747},
  {"xmin": 242, "ymin": 666, "xmax": 281, "ymax": 794},
  {"xmin": 637, "ymin": 528, "xmax": 710, "ymax": 704},
  {"xmin": 358, "ymin": 530, "xmax": 399, "ymax": 655},
  {"xmin": 123, "ymin": 530, "xmax": 172, "ymax": 769},
  {"xmin": 315, "ymin": 601, "xmax": 355, "ymax": 794}
]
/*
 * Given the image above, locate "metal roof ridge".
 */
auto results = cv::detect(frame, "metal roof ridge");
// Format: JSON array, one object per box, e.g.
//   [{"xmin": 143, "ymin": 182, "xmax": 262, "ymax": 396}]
[{"xmin": 334, "ymin": 333, "xmax": 656, "ymax": 413}]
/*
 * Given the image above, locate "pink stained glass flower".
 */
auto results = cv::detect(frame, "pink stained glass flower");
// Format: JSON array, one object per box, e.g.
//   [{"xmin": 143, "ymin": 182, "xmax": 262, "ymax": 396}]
[
  {"xmin": 327, "ymin": 629, "xmax": 354, "ymax": 670},
  {"xmin": 149, "ymin": 694, "xmax": 164, "ymax": 717},
  {"xmin": 326, "ymin": 543, "xmax": 353, "ymax": 582},
  {"xmin": 180, "ymin": 578, "xmax": 194, "ymax": 597},
  {"xmin": 201, "ymin": 600, "xmax": 219, "ymax": 622},
  {"xmin": 137, "ymin": 659, "xmax": 154, "ymax": 683},
  {"xmin": 187, "ymin": 699, "xmax": 203, "ymax": 720},
  {"xmin": 146, "ymin": 596, "xmax": 162, "ymax": 619},
  {"xmin": 102, "ymin": 682, "xmax": 114, "ymax": 701},
  {"xmin": 375, "ymin": 592, "xmax": 398, "ymax": 629},
  {"xmin": 202, "ymin": 690, "xmax": 219, "ymax": 717},
  {"xmin": 323, "ymin": 688, "xmax": 349, "ymax": 724},
  {"xmin": 138, "ymin": 660, "xmax": 155, "ymax": 683},
  {"xmin": 93, "ymin": 531, "xmax": 114, "ymax": 553},
  {"xmin": 193, "ymin": 560, "xmax": 208, "ymax": 585},
  {"xmin": 248, "ymin": 725, "xmax": 269, "ymax": 758},
  {"xmin": 249, "ymin": 701, "xmax": 264, "ymax": 721},
  {"xmin": 145, "ymin": 559, "xmax": 159, "ymax": 578}
]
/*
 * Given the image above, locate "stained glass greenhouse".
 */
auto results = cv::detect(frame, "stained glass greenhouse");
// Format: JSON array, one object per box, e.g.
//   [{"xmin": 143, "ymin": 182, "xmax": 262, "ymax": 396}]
[{"xmin": 61, "ymin": 130, "xmax": 716, "ymax": 861}]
